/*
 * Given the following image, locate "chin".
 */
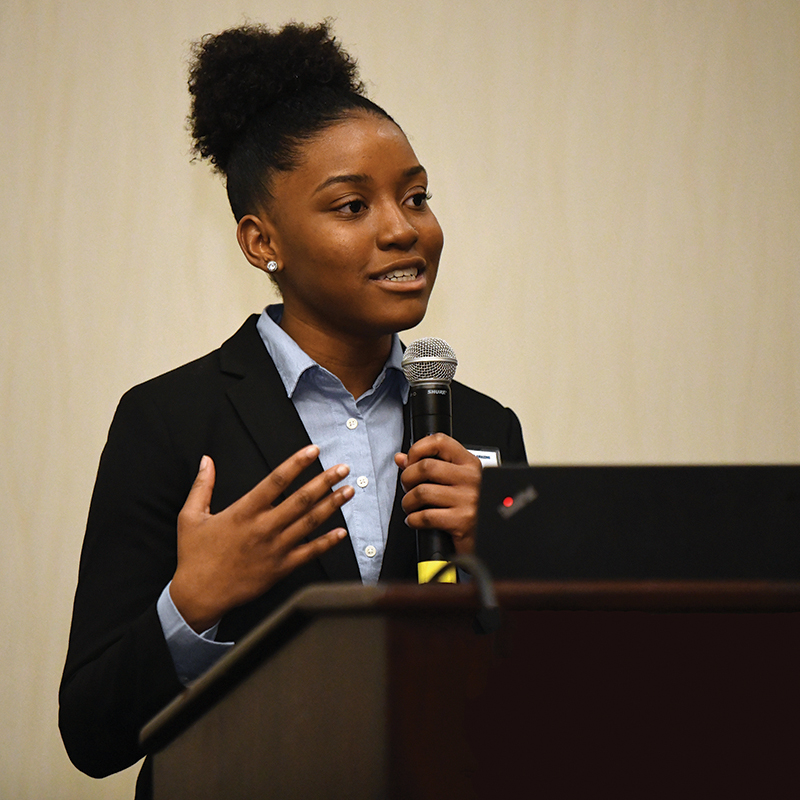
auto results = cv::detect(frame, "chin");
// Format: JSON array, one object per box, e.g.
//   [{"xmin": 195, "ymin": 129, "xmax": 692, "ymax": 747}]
[{"xmin": 385, "ymin": 302, "xmax": 430, "ymax": 335}]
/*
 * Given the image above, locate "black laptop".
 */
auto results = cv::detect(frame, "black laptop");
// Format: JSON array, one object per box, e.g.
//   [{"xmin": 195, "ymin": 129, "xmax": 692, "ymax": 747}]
[{"xmin": 475, "ymin": 465, "xmax": 800, "ymax": 580}]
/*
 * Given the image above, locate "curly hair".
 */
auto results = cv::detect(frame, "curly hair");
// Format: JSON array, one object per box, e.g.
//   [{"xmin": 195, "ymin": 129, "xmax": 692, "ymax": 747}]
[{"xmin": 188, "ymin": 20, "xmax": 394, "ymax": 220}]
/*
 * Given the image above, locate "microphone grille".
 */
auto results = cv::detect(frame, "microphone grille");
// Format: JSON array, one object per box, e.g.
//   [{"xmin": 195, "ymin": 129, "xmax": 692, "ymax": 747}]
[{"xmin": 401, "ymin": 337, "xmax": 458, "ymax": 384}]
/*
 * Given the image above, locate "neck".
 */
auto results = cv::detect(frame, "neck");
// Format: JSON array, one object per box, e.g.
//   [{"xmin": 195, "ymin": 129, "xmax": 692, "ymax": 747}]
[{"xmin": 280, "ymin": 313, "xmax": 394, "ymax": 399}]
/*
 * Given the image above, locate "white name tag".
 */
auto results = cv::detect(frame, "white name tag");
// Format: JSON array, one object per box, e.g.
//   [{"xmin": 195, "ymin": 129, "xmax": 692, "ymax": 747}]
[{"xmin": 467, "ymin": 447, "xmax": 501, "ymax": 468}]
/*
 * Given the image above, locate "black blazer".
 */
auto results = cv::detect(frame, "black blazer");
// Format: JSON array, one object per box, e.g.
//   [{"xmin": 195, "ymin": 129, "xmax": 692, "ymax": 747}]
[{"xmin": 59, "ymin": 316, "xmax": 526, "ymax": 784}]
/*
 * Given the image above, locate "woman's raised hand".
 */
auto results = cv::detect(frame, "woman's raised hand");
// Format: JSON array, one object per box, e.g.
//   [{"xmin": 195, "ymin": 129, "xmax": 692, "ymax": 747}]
[{"xmin": 170, "ymin": 444, "xmax": 353, "ymax": 632}]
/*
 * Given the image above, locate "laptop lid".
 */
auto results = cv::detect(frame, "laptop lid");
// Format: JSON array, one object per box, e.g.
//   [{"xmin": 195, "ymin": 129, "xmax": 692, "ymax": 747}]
[{"xmin": 475, "ymin": 465, "xmax": 800, "ymax": 580}]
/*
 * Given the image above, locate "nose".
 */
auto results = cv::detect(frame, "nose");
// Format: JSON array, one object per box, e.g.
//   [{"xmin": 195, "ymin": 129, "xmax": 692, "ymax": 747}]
[{"xmin": 376, "ymin": 201, "xmax": 418, "ymax": 250}]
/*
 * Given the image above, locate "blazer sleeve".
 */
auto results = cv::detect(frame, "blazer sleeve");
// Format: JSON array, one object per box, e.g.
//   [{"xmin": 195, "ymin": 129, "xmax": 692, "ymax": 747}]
[
  {"xmin": 59, "ymin": 384, "xmax": 198, "ymax": 777},
  {"xmin": 499, "ymin": 406, "xmax": 527, "ymax": 465}
]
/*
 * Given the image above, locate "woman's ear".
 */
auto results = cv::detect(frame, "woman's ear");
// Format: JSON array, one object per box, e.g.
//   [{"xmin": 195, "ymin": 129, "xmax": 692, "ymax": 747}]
[{"xmin": 236, "ymin": 214, "xmax": 282, "ymax": 275}]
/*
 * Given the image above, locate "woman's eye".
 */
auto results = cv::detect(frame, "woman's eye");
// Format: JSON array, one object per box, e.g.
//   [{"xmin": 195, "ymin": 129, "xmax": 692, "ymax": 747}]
[
  {"xmin": 408, "ymin": 191, "xmax": 432, "ymax": 208},
  {"xmin": 339, "ymin": 199, "xmax": 366, "ymax": 214}
]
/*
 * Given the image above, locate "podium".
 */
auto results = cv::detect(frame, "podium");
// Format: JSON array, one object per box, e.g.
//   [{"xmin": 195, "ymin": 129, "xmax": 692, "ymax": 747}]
[{"xmin": 141, "ymin": 580, "xmax": 800, "ymax": 799}]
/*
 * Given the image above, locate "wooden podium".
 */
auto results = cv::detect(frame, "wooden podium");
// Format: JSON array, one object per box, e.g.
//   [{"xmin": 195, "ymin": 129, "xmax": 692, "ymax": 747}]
[{"xmin": 141, "ymin": 581, "xmax": 800, "ymax": 799}]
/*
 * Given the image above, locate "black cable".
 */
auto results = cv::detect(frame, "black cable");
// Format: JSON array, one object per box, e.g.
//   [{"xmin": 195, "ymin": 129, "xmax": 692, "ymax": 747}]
[{"xmin": 428, "ymin": 554, "xmax": 501, "ymax": 634}]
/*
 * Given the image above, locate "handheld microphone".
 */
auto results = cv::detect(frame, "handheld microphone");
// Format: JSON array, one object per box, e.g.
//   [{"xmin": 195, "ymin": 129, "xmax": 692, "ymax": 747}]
[{"xmin": 401, "ymin": 337, "xmax": 459, "ymax": 584}]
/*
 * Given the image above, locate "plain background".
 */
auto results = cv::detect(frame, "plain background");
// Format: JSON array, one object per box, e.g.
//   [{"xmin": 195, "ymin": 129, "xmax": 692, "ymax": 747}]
[{"xmin": 2, "ymin": 1, "xmax": 798, "ymax": 796}]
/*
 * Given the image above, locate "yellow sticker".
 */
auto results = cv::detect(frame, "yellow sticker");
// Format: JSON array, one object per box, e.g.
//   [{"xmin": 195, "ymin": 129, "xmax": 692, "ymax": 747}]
[{"xmin": 418, "ymin": 560, "xmax": 457, "ymax": 584}]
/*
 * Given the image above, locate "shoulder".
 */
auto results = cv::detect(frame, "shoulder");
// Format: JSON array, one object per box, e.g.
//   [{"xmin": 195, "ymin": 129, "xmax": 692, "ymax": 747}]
[
  {"xmin": 120, "ymin": 349, "xmax": 226, "ymax": 410},
  {"xmin": 108, "ymin": 315, "xmax": 276, "ymax": 448},
  {"xmin": 451, "ymin": 379, "xmax": 509, "ymax": 415},
  {"xmin": 451, "ymin": 380, "xmax": 527, "ymax": 464},
  {"xmin": 118, "ymin": 315, "xmax": 267, "ymax": 408}
]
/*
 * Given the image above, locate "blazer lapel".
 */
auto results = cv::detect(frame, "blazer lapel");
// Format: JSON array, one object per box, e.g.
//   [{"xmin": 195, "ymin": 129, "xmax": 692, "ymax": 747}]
[{"xmin": 219, "ymin": 317, "xmax": 361, "ymax": 582}]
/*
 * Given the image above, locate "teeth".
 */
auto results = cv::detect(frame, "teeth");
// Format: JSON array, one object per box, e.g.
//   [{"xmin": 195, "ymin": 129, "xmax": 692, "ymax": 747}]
[{"xmin": 382, "ymin": 267, "xmax": 419, "ymax": 282}]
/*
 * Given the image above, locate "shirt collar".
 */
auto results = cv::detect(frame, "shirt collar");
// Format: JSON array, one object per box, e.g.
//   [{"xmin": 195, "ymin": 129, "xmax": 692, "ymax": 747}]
[{"xmin": 256, "ymin": 304, "xmax": 409, "ymax": 402}]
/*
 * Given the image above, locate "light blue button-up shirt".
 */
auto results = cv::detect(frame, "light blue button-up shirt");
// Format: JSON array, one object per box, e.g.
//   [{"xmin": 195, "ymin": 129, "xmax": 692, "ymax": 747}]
[
  {"xmin": 257, "ymin": 304, "xmax": 408, "ymax": 583},
  {"xmin": 157, "ymin": 305, "xmax": 408, "ymax": 684}
]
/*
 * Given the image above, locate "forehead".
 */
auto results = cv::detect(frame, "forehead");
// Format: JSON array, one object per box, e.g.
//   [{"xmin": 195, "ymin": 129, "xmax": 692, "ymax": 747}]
[{"xmin": 286, "ymin": 113, "xmax": 421, "ymax": 188}]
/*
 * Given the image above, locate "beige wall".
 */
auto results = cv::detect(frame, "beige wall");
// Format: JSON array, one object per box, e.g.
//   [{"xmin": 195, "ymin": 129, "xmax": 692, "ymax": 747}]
[{"xmin": 2, "ymin": 1, "xmax": 798, "ymax": 796}]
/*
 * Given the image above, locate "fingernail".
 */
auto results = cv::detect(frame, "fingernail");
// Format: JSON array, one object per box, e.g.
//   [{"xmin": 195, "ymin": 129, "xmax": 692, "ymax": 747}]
[
  {"xmin": 304, "ymin": 444, "xmax": 319, "ymax": 458},
  {"xmin": 199, "ymin": 455, "xmax": 209, "ymax": 472},
  {"xmin": 336, "ymin": 463, "xmax": 350, "ymax": 478}
]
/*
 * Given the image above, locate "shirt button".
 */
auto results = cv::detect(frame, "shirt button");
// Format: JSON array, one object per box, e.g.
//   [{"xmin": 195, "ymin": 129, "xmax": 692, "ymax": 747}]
[
  {"xmin": 365, "ymin": 545, "xmax": 377, "ymax": 558},
  {"xmin": 346, "ymin": 417, "xmax": 358, "ymax": 430},
  {"xmin": 356, "ymin": 476, "xmax": 369, "ymax": 488}
]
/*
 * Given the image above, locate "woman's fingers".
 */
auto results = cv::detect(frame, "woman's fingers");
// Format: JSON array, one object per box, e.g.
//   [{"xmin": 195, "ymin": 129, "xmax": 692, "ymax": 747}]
[
  {"xmin": 236, "ymin": 446, "xmax": 353, "ymax": 530},
  {"xmin": 402, "ymin": 432, "xmax": 478, "ymax": 466},
  {"xmin": 398, "ymin": 436, "xmax": 482, "ymax": 497},
  {"xmin": 395, "ymin": 433, "xmax": 482, "ymax": 554},
  {"xmin": 279, "ymin": 525, "xmax": 350, "ymax": 576},
  {"xmin": 236, "ymin": 444, "xmax": 323, "ymax": 516},
  {"xmin": 272, "ymin": 481, "xmax": 355, "ymax": 555},
  {"xmin": 179, "ymin": 455, "xmax": 216, "ymax": 525}
]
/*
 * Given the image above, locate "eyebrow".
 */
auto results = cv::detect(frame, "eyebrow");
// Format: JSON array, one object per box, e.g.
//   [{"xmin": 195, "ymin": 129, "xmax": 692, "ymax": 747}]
[{"xmin": 313, "ymin": 165, "xmax": 427, "ymax": 195}]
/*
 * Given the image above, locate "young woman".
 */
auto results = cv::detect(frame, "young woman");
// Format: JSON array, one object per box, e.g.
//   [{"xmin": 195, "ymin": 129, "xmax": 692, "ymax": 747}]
[{"xmin": 59, "ymin": 21, "xmax": 526, "ymax": 796}]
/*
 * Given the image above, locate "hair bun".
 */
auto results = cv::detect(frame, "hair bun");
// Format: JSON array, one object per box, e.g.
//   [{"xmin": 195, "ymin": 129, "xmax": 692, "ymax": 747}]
[{"xmin": 189, "ymin": 20, "xmax": 363, "ymax": 172}]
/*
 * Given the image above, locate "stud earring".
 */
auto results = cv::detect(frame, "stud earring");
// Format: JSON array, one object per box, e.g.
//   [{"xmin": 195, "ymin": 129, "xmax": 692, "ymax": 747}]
[{"xmin": 266, "ymin": 260, "xmax": 279, "ymax": 273}]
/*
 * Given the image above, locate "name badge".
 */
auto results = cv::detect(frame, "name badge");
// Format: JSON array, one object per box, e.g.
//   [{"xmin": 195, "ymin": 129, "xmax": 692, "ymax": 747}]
[{"xmin": 466, "ymin": 447, "xmax": 501, "ymax": 468}]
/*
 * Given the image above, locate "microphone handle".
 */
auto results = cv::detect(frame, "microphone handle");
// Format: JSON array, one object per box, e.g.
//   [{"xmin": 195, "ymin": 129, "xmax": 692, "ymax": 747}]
[{"xmin": 408, "ymin": 383, "xmax": 457, "ymax": 583}]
